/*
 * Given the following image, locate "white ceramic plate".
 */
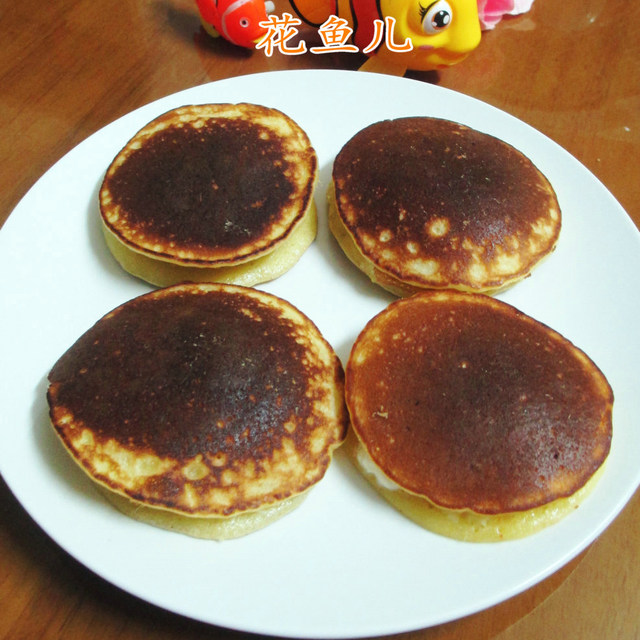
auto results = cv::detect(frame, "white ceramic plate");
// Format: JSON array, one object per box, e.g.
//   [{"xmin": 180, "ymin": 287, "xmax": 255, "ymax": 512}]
[{"xmin": 1, "ymin": 70, "xmax": 639, "ymax": 639}]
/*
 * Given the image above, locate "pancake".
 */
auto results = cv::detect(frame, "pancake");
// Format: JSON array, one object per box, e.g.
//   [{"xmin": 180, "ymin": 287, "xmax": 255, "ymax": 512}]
[
  {"xmin": 330, "ymin": 117, "xmax": 561, "ymax": 296},
  {"xmin": 100, "ymin": 103, "xmax": 318, "ymax": 287},
  {"xmin": 47, "ymin": 283, "xmax": 347, "ymax": 539},
  {"xmin": 345, "ymin": 291, "xmax": 613, "ymax": 541}
]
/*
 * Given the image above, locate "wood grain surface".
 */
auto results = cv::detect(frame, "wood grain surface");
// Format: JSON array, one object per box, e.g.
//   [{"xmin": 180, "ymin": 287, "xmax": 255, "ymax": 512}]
[{"xmin": 1, "ymin": 0, "xmax": 638, "ymax": 638}]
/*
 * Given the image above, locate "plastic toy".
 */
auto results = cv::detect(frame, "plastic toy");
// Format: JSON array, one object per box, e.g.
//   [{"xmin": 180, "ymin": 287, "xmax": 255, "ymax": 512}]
[
  {"xmin": 478, "ymin": 0, "xmax": 534, "ymax": 30},
  {"xmin": 290, "ymin": 0, "xmax": 482, "ymax": 75},
  {"xmin": 196, "ymin": 0, "xmax": 276, "ymax": 49}
]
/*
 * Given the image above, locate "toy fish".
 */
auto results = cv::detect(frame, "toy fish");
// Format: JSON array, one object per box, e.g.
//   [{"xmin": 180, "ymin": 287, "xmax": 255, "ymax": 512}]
[
  {"xmin": 290, "ymin": 0, "xmax": 482, "ymax": 75},
  {"xmin": 196, "ymin": 0, "xmax": 276, "ymax": 49}
]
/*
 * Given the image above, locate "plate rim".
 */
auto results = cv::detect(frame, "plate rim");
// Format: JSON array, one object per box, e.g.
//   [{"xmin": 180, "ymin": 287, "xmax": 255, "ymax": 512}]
[{"xmin": 1, "ymin": 68, "xmax": 639, "ymax": 639}]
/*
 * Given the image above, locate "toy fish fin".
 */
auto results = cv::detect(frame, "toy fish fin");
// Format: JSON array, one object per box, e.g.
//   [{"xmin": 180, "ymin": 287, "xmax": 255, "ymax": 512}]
[
  {"xmin": 358, "ymin": 56, "xmax": 407, "ymax": 77},
  {"xmin": 289, "ymin": 0, "xmax": 336, "ymax": 27},
  {"xmin": 201, "ymin": 21, "xmax": 222, "ymax": 38}
]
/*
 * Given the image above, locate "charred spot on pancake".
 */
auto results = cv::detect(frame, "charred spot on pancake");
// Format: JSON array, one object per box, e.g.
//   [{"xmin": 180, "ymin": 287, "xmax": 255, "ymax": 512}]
[
  {"xmin": 100, "ymin": 103, "xmax": 317, "ymax": 272},
  {"xmin": 106, "ymin": 118, "xmax": 294, "ymax": 253},
  {"xmin": 345, "ymin": 291, "xmax": 613, "ymax": 516},
  {"xmin": 331, "ymin": 117, "xmax": 561, "ymax": 295},
  {"xmin": 47, "ymin": 283, "xmax": 347, "ymax": 519}
]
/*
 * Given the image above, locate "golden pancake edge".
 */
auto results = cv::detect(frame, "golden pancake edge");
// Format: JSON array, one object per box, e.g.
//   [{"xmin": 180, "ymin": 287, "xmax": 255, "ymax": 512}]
[
  {"xmin": 344, "ymin": 290, "xmax": 613, "ymax": 541},
  {"xmin": 330, "ymin": 117, "xmax": 561, "ymax": 296},
  {"xmin": 47, "ymin": 283, "xmax": 347, "ymax": 539},
  {"xmin": 99, "ymin": 103, "xmax": 318, "ymax": 287}
]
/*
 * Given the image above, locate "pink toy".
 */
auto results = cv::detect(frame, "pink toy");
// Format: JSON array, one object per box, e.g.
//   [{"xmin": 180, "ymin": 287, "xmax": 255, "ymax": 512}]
[{"xmin": 478, "ymin": 0, "xmax": 534, "ymax": 30}]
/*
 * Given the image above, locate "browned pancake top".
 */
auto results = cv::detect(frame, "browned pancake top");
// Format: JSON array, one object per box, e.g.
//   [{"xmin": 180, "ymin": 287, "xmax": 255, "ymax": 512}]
[
  {"xmin": 333, "ymin": 117, "xmax": 561, "ymax": 290},
  {"xmin": 48, "ymin": 284, "xmax": 346, "ymax": 516},
  {"xmin": 345, "ymin": 291, "xmax": 613, "ymax": 514},
  {"xmin": 100, "ymin": 104, "xmax": 317, "ymax": 265}
]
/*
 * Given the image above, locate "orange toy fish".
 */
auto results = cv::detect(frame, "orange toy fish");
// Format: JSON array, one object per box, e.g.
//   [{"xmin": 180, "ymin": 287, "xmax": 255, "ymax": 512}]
[
  {"xmin": 290, "ymin": 0, "xmax": 481, "ymax": 75},
  {"xmin": 196, "ymin": 0, "xmax": 275, "ymax": 48}
]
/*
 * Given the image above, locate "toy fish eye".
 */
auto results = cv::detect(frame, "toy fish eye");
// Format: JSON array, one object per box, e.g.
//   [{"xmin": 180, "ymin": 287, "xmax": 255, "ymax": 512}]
[
  {"xmin": 239, "ymin": 18, "xmax": 250, "ymax": 27},
  {"xmin": 420, "ymin": 0, "xmax": 453, "ymax": 34}
]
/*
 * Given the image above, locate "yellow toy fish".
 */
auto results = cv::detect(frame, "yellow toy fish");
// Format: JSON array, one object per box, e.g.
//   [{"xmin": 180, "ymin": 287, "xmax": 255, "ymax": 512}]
[{"xmin": 290, "ymin": 0, "xmax": 481, "ymax": 75}]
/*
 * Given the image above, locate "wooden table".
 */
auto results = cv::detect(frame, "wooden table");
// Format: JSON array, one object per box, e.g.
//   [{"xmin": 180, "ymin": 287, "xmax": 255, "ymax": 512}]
[{"xmin": 1, "ymin": 0, "xmax": 638, "ymax": 638}]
